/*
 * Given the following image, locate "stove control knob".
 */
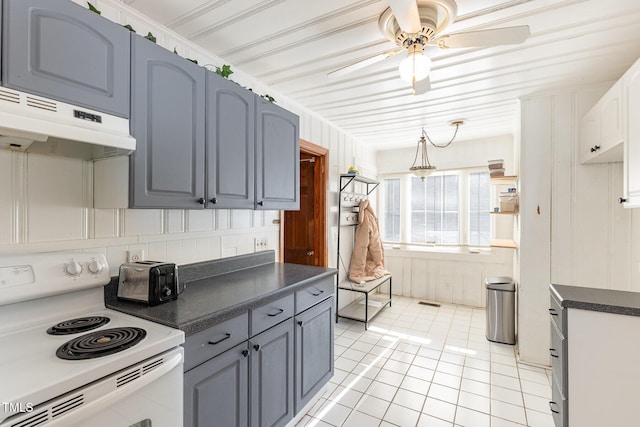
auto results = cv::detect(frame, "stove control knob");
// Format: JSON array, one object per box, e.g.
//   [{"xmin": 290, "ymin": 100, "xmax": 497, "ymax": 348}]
[
  {"xmin": 65, "ymin": 261, "xmax": 83, "ymax": 276},
  {"xmin": 87, "ymin": 260, "xmax": 104, "ymax": 274}
]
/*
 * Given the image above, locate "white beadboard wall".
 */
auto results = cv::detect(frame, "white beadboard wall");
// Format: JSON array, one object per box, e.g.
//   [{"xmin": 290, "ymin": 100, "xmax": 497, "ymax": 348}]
[
  {"xmin": 518, "ymin": 83, "xmax": 640, "ymax": 366},
  {"xmin": 384, "ymin": 248, "xmax": 515, "ymax": 308},
  {"xmin": 0, "ymin": 0, "xmax": 377, "ymax": 280}
]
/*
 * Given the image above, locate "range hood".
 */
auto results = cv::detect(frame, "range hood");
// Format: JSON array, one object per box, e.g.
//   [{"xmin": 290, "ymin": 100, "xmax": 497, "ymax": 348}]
[{"xmin": 0, "ymin": 86, "xmax": 135, "ymax": 160}]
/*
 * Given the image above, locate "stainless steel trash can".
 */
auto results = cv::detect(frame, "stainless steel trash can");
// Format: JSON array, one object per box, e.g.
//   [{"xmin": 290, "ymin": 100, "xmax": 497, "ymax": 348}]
[{"xmin": 485, "ymin": 276, "xmax": 516, "ymax": 345}]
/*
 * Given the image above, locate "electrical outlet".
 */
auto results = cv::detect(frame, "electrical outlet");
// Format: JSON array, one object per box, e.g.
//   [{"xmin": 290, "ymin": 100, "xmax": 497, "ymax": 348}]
[
  {"xmin": 128, "ymin": 249, "xmax": 144, "ymax": 263},
  {"xmin": 254, "ymin": 238, "xmax": 268, "ymax": 252}
]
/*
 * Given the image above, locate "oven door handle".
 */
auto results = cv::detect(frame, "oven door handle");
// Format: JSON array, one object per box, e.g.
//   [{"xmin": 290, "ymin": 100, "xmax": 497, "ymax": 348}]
[{"xmin": 45, "ymin": 350, "xmax": 183, "ymax": 427}]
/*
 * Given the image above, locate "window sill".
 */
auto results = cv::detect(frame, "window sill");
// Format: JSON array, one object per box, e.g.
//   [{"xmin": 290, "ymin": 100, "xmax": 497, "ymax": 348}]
[{"xmin": 383, "ymin": 244, "xmax": 511, "ymax": 263}]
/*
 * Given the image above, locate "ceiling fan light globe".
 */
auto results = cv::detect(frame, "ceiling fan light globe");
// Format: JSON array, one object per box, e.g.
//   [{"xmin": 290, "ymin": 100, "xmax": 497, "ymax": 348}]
[{"xmin": 399, "ymin": 51, "xmax": 431, "ymax": 83}]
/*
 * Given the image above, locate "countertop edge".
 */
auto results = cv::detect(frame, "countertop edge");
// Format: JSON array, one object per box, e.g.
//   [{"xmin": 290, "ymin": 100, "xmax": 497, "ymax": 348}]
[{"xmin": 550, "ymin": 284, "xmax": 640, "ymax": 317}]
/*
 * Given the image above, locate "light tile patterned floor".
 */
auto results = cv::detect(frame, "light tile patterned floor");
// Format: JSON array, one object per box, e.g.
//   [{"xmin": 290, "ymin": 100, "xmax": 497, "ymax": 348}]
[{"xmin": 297, "ymin": 296, "xmax": 554, "ymax": 427}]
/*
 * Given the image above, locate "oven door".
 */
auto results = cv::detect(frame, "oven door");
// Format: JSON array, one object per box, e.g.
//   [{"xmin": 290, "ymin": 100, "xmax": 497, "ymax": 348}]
[{"xmin": 2, "ymin": 348, "xmax": 183, "ymax": 427}]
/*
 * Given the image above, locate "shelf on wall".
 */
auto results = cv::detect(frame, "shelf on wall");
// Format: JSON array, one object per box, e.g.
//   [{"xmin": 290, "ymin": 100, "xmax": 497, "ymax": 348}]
[
  {"xmin": 490, "ymin": 239, "xmax": 519, "ymax": 249},
  {"xmin": 339, "ymin": 174, "xmax": 380, "ymax": 194},
  {"xmin": 489, "ymin": 211, "xmax": 519, "ymax": 215},
  {"xmin": 490, "ymin": 175, "xmax": 518, "ymax": 184}
]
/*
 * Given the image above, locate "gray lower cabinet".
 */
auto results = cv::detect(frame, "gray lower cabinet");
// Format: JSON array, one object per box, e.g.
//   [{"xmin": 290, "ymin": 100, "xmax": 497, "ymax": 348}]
[
  {"xmin": 250, "ymin": 320, "xmax": 294, "ymax": 427},
  {"xmin": 206, "ymin": 73, "xmax": 256, "ymax": 209},
  {"xmin": 129, "ymin": 34, "xmax": 206, "ymax": 208},
  {"xmin": 255, "ymin": 98, "xmax": 300, "ymax": 210},
  {"xmin": 295, "ymin": 296, "xmax": 334, "ymax": 412},
  {"xmin": 549, "ymin": 291, "xmax": 567, "ymax": 427},
  {"xmin": 2, "ymin": 0, "xmax": 130, "ymax": 117},
  {"xmin": 184, "ymin": 341, "xmax": 250, "ymax": 427}
]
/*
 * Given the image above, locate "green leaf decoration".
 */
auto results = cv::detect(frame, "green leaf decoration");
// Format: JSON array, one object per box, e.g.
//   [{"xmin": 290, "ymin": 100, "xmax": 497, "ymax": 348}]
[
  {"xmin": 144, "ymin": 32, "xmax": 157, "ymax": 43},
  {"xmin": 123, "ymin": 24, "xmax": 136, "ymax": 33},
  {"xmin": 215, "ymin": 64, "xmax": 234, "ymax": 79},
  {"xmin": 173, "ymin": 47, "xmax": 179, "ymax": 54},
  {"xmin": 187, "ymin": 58, "xmax": 198, "ymax": 65},
  {"xmin": 87, "ymin": 2, "xmax": 101, "ymax": 15},
  {"xmin": 262, "ymin": 94, "xmax": 276, "ymax": 103}
]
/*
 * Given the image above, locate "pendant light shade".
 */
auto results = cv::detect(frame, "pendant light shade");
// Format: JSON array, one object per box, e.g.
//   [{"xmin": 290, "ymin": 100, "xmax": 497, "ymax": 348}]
[
  {"xmin": 398, "ymin": 44, "xmax": 431, "ymax": 83},
  {"xmin": 409, "ymin": 121, "xmax": 464, "ymax": 180}
]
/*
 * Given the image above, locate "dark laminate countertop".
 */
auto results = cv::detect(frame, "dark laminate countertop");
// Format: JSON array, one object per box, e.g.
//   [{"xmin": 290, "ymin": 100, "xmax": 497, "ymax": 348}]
[
  {"xmin": 105, "ymin": 251, "xmax": 337, "ymax": 336},
  {"xmin": 550, "ymin": 284, "xmax": 640, "ymax": 316}
]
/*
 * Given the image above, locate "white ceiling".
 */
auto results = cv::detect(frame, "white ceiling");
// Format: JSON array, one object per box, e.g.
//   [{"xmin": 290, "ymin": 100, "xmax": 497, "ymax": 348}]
[{"xmin": 126, "ymin": 0, "xmax": 640, "ymax": 149}]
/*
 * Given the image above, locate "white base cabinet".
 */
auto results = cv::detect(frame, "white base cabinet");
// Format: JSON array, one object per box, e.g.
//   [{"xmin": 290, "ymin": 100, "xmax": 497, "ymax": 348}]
[{"xmin": 566, "ymin": 309, "xmax": 640, "ymax": 426}]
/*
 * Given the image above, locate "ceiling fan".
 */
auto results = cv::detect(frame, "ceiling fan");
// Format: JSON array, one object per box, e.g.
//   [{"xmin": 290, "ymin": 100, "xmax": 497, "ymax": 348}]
[{"xmin": 328, "ymin": 0, "xmax": 530, "ymax": 94}]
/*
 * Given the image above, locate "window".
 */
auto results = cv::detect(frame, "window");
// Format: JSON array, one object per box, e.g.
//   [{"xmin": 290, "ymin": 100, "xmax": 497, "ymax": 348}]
[
  {"xmin": 383, "ymin": 178, "xmax": 400, "ymax": 242},
  {"xmin": 469, "ymin": 172, "xmax": 490, "ymax": 245},
  {"xmin": 381, "ymin": 170, "xmax": 490, "ymax": 246},
  {"xmin": 411, "ymin": 175, "xmax": 459, "ymax": 244}
]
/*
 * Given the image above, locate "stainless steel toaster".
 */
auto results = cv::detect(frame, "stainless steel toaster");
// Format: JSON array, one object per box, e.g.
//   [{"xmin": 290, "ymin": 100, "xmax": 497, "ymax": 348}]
[{"xmin": 117, "ymin": 261, "xmax": 181, "ymax": 306}]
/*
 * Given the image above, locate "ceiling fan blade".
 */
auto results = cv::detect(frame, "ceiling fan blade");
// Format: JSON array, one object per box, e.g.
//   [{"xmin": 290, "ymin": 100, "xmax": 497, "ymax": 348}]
[
  {"xmin": 387, "ymin": 0, "xmax": 421, "ymax": 33},
  {"xmin": 327, "ymin": 49, "xmax": 403, "ymax": 78},
  {"xmin": 437, "ymin": 25, "xmax": 530, "ymax": 49},
  {"xmin": 411, "ymin": 76, "xmax": 431, "ymax": 95}
]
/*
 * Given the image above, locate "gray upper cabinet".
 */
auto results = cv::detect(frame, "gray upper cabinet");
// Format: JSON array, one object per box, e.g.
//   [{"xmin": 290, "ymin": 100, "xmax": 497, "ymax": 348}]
[
  {"xmin": 206, "ymin": 73, "xmax": 255, "ymax": 209},
  {"xmin": 129, "ymin": 34, "xmax": 206, "ymax": 209},
  {"xmin": 2, "ymin": 0, "xmax": 130, "ymax": 117},
  {"xmin": 255, "ymin": 99, "xmax": 300, "ymax": 211}
]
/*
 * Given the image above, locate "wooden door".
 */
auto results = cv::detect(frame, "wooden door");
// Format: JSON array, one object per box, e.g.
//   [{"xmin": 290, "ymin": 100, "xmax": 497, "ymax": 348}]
[
  {"xmin": 284, "ymin": 153, "xmax": 316, "ymax": 265},
  {"xmin": 282, "ymin": 140, "xmax": 328, "ymax": 267}
]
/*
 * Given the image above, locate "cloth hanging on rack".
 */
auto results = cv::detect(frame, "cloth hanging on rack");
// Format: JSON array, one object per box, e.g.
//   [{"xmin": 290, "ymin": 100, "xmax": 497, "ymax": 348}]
[{"xmin": 348, "ymin": 199, "xmax": 390, "ymax": 283}]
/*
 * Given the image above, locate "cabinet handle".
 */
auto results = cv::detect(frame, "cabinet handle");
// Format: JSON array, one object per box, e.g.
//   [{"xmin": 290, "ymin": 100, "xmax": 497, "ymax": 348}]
[
  {"xmin": 310, "ymin": 287, "xmax": 324, "ymax": 297},
  {"xmin": 253, "ymin": 344, "xmax": 260, "ymax": 351},
  {"xmin": 258, "ymin": 201, "xmax": 264, "ymax": 206},
  {"xmin": 267, "ymin": 308, "xmax": 284, "ymax": 317},
  {"xmin": 549, "ymin": 348, "xmax": 559, "ymax": 358},
  {"xmin": 548, "ymin": 308, "xmax": 558, "ymax": 316},
  {"xmin": 208, "ymin": 333, "xmax": 231, "ymax": 345},
  {"xmin": 242, "ymin": 349, "xmax": 249, "ymax": 357},
  {"xmin": 590, "ymin": 145, "xmax": 601, "ymax": 153},
  {"xmin": 297, "ymin": 321, "xmax": 303, "ymax": 327},
  {"xmin": 619, "ymin": 197, "xmax": 628, "ymax": 204},
  {"xmin": 197, "ymin": 197, "xmax": 205, "ymax": 205},
  {"xmin": 210, "ymin": 197, "xmax": 217, "ymax": 204},
  {"xmin": 549, "ymin": 401, "xmax": 560, "ymax": 414}
]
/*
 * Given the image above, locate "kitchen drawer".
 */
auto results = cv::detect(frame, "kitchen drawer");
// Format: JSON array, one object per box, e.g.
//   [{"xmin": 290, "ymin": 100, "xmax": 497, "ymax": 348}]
[
  {"xmin": 295, "ymin": 277, "xmax": 334, "ymax": 314},
  {"xmin": 250, "ymin": 293, "xmax": 294, "ymax": 337},
  {"xmin": 550, "ymin": 381, "xmax": 567, "ymax": 427},
  {"xmin": 550, "ymin": 319, "xmax": 566, "ymax": 396},
  {"xmin": 549, "ymin": 290, "xmax": 565, "ymax": 334},
  {"xmin": 183, "ymin": 312, "xmax": 249, "ymax": 371}
]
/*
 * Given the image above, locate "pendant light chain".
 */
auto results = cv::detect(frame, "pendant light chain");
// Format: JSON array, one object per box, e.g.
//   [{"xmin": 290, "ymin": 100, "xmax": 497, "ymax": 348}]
[{"xmin": 421, "ymin": 121, "xmax": 460, "ymax": 149}]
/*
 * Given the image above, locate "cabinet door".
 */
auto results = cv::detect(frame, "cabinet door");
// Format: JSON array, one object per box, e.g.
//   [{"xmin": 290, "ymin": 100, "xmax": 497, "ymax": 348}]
[
  {"xmin": 2, "ymin": 0, "xmax": 129, "ymax": 117},
  {"xmin": 581, "ymin": 80, "xmax": 624, "ymax": 164},
  {"xmin": 250, "ymin": 320, "xmax": 294, "ymax": 427},
  {"xmin": 295, "ymin": 297, "xmax": 334, "ymax": 412},
  {"xmin": 624, "ymin": 58, "xmax": 640, "ymax": 207},
  {"xmin": 255, "ymin": 99, "xmax": 300, "ymax": 210},
  {"xmin": 205, "ymin": 73, "xmax": 255, "ymax": 209},
  {"xmin": 184, "ymin": 342, "xmax": 249, "ymax": 427},
  {"xmin": 130, "ymin": 35, "xmax": 206, "ymax": 208}
]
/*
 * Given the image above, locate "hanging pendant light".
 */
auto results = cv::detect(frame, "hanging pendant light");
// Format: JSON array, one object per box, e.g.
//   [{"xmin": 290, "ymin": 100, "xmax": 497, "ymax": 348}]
[
  {"xmin": 409, "ymin": 121, "xmax": 464, "ymax": 180},
  {"xmin": 398, "ymin": 43, "xmax": 431, "ymax": 83}
]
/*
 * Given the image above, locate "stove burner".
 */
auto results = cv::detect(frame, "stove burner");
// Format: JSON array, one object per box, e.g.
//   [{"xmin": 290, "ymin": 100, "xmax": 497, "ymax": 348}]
[
  {"xmin": 56, "ymin": 327, "xmax": 146, "ymax": 360},
  {"xmin": 47, "ymin": 316, "xmax": 110, "ymax": 335}
]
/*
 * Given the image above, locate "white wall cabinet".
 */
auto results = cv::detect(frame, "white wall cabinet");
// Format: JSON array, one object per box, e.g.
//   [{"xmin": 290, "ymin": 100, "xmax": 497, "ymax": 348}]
[
  {"xmin": 580, "ymin": 79, "xmax": 624, "ymax": 164},
  {"xmin": 623, "ymin": 58, "xmax": 640, "ymax": 208}
]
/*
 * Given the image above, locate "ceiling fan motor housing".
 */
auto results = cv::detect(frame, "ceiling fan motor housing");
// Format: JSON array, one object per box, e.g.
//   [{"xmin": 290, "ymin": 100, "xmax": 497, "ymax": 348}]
[{"xmin": 379, "ymin": 0, "xmax": 458, "ymax": 47}]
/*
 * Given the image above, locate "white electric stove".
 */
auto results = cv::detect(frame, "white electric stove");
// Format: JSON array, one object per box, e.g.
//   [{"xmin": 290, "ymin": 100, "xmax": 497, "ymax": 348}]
[{"xmin": 0, "ymin": 252, "xmax": 185, "ymax": 427}]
